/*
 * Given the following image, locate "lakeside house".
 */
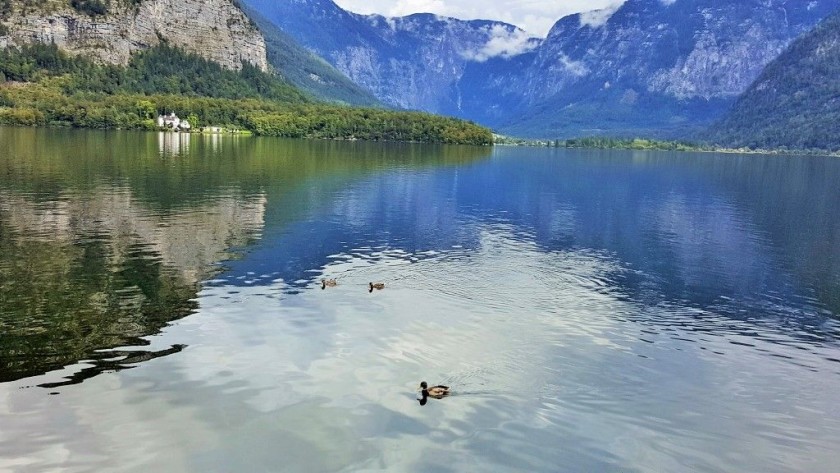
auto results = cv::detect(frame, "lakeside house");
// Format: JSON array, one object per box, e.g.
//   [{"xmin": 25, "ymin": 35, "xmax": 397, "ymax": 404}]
[
  {"xmin": 155, "ymin": 113, "xmax": 244, "ymax": 134},
  {"xmin": 157, "ymin": 112, "xmax": 191, "ymax": 131}
]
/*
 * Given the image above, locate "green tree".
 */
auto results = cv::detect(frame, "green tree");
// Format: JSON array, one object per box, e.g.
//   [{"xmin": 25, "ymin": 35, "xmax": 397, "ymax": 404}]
[
  {"xmin": 135, "ymin": 100, "xmax": 156, "ymax": 120},
  {"xmin": 186, "ymin": 113, "xmax": 199, "ymax": 129}
]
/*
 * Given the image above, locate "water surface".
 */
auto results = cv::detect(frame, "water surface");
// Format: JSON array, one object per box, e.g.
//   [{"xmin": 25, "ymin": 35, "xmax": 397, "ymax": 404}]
[{"xmin": 1, "ymin": 128, "xmax": 839, "ymax": 472}]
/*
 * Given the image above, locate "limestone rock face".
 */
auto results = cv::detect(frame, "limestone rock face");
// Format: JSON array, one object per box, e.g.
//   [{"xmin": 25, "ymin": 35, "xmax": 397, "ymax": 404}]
[{"xmin": 0, "ymin": 0, "xmax": 268, "ymax": 71}]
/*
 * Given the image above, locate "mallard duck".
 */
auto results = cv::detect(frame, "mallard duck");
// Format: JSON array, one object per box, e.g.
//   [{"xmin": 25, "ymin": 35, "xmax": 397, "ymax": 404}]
[
  {"xmin": 321, "ymin": 278, "xmax": 337, "ymax": 289},
  {"xmin": 419, "ymin": 381, "xmax": 450, "ymax": 399},
  {"xmin": 369, "ymin": 282, "xmax": 385, "ymax": 292}
]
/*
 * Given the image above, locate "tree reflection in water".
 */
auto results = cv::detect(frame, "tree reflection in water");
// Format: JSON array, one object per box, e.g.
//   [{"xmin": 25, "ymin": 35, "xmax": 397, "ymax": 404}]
[{"xmin": 0, "ymin": 128, "xmax": 491, "ymax": 386}]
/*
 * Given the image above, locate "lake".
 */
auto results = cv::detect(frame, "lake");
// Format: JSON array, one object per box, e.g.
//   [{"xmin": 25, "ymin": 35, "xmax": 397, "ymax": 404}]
[{"xmin": 0, "ymin": 127, "xmax": 839, "ymax": 472}]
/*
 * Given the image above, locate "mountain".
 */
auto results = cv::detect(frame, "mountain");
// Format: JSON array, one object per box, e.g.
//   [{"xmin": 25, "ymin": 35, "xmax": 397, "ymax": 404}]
[
  {"xmin": 704, "ymin": 8, "xmax": 840, "ymax": 151},
  {"xmin": 492, "ymin": 0, "xmax": 840, "ymax": 138},
  {"xmin": 0, "ymin": 0, "xmax": 268, "ymax": 71},
  {"xmin": 241, "ymin": 0, "xmax": 539, "ymax": 113},
  {"xmin": 239, "ymin": 4, "xmax": 380, "ymax": 106},
  {"xmin": 247, "ymin": 0, "xmax": 840, "ymax": 138}
]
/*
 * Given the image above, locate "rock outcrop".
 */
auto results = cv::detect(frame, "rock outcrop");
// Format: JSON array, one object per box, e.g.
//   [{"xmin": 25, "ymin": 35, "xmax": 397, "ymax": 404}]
[{"xmin": 0, "ymin": 0, "xmax": 267, "ymax": 71}]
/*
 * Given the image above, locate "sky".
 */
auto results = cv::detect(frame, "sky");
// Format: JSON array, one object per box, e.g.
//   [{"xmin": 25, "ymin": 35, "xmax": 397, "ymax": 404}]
[{"xmin": 332, "ymin": 0, "xmax": 626, "ymax": 37}]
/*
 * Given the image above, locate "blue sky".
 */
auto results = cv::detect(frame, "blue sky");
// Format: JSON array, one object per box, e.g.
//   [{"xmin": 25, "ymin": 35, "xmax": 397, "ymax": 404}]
[{"xmin": 332, "ymin": 0, "xmax": 625, "ymax": 36}]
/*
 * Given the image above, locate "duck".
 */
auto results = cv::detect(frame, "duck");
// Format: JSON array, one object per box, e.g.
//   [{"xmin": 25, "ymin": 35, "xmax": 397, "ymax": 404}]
[
  {"xmin": 369, "ymin": 282, "xmax": 385, "ymax": 293},
  {"xmin": 321, "ymin": 278, "xmax": 337, "ymax": 289},
  {"xmin": 419, "ymin": 381, "xmax": 450, "ymax": 400}
]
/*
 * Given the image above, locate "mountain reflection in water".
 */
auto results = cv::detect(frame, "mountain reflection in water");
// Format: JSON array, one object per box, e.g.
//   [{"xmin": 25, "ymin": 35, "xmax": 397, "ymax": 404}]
[{"xmin": 0, "ymin": 128, "xmax": 489, "ymax": 384}]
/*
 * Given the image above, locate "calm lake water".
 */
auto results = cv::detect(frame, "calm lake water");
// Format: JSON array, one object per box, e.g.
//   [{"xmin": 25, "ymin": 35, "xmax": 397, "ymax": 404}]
[{"xmin": 1, "ymin": 127, "xmax": 839, "ymax": 472}]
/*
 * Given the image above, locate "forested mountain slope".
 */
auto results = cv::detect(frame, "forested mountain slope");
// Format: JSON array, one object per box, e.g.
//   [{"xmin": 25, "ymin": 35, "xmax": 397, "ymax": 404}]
[{"xmin": 704, "ymin": 8, "xmax": 840, "ymax": 151}]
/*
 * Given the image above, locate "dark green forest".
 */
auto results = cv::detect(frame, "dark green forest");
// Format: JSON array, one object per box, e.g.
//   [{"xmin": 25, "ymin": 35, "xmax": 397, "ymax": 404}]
[
  {"xmin": 0, "ymin": 42, "xmax": 307, "ymax": 102},
  {"xmin": 0, "ymin": 44, "xmax": 492, "ymax": 145},
  {"xmin": 704, "ymin": 9, "xmax": 840, "ymax": 151}
]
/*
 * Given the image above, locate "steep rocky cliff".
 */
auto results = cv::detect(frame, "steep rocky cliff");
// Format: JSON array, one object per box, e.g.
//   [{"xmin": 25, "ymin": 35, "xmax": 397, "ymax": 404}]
[{"xmin": 0, "ymin": 0, "xmax": 267, "ymax": 71}]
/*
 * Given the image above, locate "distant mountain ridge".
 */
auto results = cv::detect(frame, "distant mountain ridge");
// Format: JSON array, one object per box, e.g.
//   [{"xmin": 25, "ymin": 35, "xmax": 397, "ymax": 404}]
[
  {"xmin": 705, "ymin": 8, "xmax": 840, "ymax": 151},
  {"xmin": 492, "ymin": 0, "xmax": 840, "ymax": 138},
  {"xmin": 242, "ymin": 0, "xmax": 539, "ymax": 112},
  {"xmin": 246, "ymin": 0, "xmax": 840, "ymax": 139}
]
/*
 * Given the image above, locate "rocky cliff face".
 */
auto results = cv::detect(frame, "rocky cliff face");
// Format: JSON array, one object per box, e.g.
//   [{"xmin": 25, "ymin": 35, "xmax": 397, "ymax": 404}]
[{"xmin": 0, "ymin": 0, "xmax": 268, "ymax": 71}]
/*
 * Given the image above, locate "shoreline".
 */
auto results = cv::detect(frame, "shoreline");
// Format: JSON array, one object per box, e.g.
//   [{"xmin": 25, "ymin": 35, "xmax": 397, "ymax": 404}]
[
  {"xmin": 1, "ymin": 124, "xmax": 836, "ymax": 156},
  {"xmin": 494, "ymin": 138, "xmax": 840, "ymax": 158},
  {"xmin": 0, "ymin": 124, "xmax": 493, "ymax": 146}
]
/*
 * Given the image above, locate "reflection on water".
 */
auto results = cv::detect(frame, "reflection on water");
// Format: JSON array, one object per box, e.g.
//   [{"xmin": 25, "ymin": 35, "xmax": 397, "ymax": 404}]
[
  {"xmin": 0, "ymin": 128, "xmax": 489, "ymax": 384},
  {"xmin": 36, "ymin": 344, "xmax": 187, "ymax": 389},
  {"xmin": 1, "ymin": 128, "xmax": 839, "ymax": 472},
  {"xmin": 158, "ymin": 131, "xmax": 191, "ymax": 157}
]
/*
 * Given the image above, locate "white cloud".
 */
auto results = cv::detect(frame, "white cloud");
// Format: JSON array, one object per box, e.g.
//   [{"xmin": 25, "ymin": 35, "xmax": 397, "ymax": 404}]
[
  {"xmin": 460, "ymin": 25, "xmax": 540, "ymax": 62},
  {"xmin": 333, "ymin": 0, "xmax": 627, "ymax": 37},
  {"xmin": 579, "ymin": 0, "xmax": 624, "ymax": 28},
  {"xmin": 559, "ymin": 53, "xmax": 589, "ymax": 76}
]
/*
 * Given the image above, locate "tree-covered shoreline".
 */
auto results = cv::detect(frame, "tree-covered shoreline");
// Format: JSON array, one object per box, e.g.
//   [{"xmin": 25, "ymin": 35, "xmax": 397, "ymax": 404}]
[
  {"xmin": 494, "ymin": 135, "xmax": 840, "ymax": 157},
  {"xmin": 0, "ymin": 44, "xmax": 493, "ymax": 145}
]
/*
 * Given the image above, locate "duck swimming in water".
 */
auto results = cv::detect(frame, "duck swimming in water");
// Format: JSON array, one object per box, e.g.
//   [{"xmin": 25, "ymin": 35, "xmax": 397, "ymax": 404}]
[
  {"xmin": 418, "ymin": 381, "xmax": 450, "ymax": 405},
  {"xmin": 369, "ymin": 282, "xmax": 385, "ymax": 292},
  {"xmin": 321, "ymin": 278, "xmax": 337, "ymax": 289}
]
